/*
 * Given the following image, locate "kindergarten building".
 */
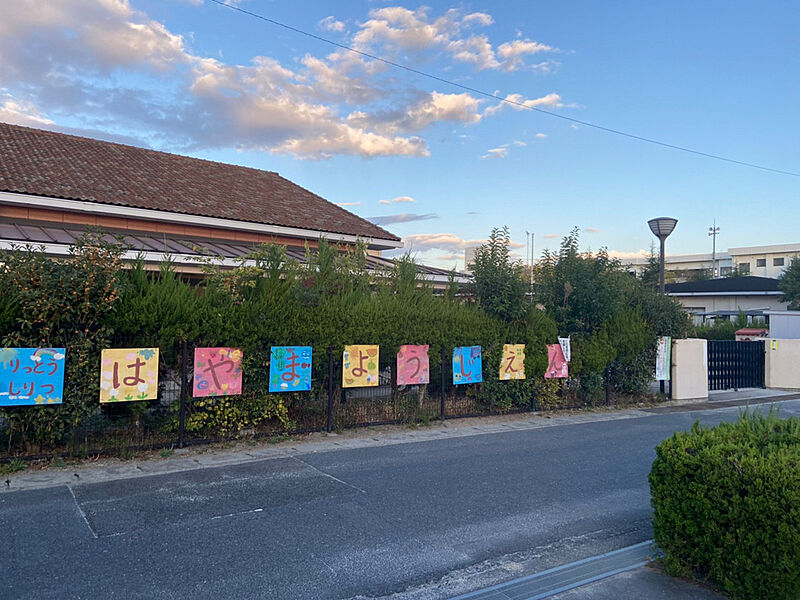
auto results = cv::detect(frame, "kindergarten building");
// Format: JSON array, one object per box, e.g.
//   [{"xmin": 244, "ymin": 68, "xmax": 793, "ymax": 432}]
[{"xmin": 0, "ymin": 122, "xmax": 462, "ymax": 286}]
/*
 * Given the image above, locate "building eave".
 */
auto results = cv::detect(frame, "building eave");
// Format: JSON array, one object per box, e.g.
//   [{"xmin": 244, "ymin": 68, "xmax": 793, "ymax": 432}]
[{"xmin": 0, "ymin": 191, "xmax": 403, "ymax": 251}]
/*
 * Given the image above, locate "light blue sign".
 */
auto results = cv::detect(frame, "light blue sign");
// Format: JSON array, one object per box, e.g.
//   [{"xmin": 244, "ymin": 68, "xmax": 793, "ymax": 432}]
[
  {"xmin": 0, "ymin": 348, "xmax": 66, "ymax": 406},
  {"xmin": 453, "ymin": 346, "xmax": 482, "ymax": 385},
  {"xmin": 269, "ymin": 346, "xmax": 312, "ymax": 392}
]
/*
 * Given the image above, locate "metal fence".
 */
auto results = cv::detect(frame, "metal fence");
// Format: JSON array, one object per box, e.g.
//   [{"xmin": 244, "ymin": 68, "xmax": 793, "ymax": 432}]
[{"xmin": 2, "ymin": 341, "xmax": 620, "ymax": 460}]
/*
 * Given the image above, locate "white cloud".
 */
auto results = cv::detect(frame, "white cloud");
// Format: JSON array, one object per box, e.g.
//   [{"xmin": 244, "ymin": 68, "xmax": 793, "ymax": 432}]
[
  {"xmin": 584, "ymin": 227, "xmax": 601, "ymax": 233},
  {"xmin": 0, "ymin": 95, "xmax": 54, "ymax": 127},
  {"xmin": 607, "ymin": 249, "xmax": 649, "ymax": 260},
  {"xmin": 512, "ymin": 140, "xmax": 527, "ymax": 146},
  {"xmin": 334, "ymin": 202, "xmax": 361, "ymax": 207},
  {"xmin": 542, "ymin": 233, "xmax": 561, "ymax": 239},
  {"xmin": 482, "ymin": 146, "xmax": 508, "ymax": 159},
  {"xmin": 403, "ymin": 233, "xmax": 487, "ymax": 253},
  {"xmin": 535, "ymin": 132, "xmax": 548, "ymax": 139},
  {"xmin": 484, "ymin": 92, "xmax": 563, "ymax": 117},
  {"xmin": 319, "ymin": 16, "xmax": 345, "ymax": 32},
  {"xmin": 368, "ymin": 213, "xmax": 438, "ymax": 225},
  {"xmin": 379, "ymin": 196, "xmax": 415, "ymax": 205},
  {"xmin": 0, "ymin": 2, "xmax": 565, "ymax": 159}
]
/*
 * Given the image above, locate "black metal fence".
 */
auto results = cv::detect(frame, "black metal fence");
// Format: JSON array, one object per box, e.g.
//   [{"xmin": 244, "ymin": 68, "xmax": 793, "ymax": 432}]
[
  {"xmin": 707, "ymin": 340, "xmax": 765, "ymax": 391},
  {"xmin": 2, "ymin": 341, "xmax": 620, "ymax": 460}
]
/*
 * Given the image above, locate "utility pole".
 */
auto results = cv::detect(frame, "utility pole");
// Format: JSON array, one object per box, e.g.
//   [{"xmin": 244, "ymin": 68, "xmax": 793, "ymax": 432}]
[{"xmin": 708, "ymin": 220, "xmax": 720, "ymax": 278}]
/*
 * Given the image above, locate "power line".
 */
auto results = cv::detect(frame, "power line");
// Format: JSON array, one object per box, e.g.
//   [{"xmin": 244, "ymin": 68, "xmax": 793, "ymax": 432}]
[{"xmin": 207, "ymin": 0, "xmax": 800, "ymax": 178}]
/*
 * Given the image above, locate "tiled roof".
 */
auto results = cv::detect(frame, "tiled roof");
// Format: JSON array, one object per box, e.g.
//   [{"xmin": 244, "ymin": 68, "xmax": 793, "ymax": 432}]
[
  {"xmin": 0, "ymin": 122, "xmax": 399, "ymax": 242},
  {"xmin": 665, "ymin": 276, "xmax": 780, "ymax": 294}
]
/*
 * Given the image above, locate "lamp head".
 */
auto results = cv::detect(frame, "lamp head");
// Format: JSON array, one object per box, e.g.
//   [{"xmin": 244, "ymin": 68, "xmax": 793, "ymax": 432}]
[{"xmin": 648, "ymin": 217, "xmax": 678, "ymax": 240}]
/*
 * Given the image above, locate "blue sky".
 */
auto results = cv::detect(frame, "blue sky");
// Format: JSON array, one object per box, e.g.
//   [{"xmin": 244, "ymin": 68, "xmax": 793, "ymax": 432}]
[{"xmin": 1, "ymin": 1, "xmax": 798, "ymax": 268}]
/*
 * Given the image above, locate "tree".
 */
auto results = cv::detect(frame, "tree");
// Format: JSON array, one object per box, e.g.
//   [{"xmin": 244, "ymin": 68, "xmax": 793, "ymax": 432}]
[
  {"xmin": 778, "ymin": 257, "xmax": 800, "ymax": 309},
  {"xmin": 470, "ymin": 226, "xmax": 527, "ymax": 322},
  {"xmin": 640, "ymin": 243, "xmax": 660, "ymax": 288}
]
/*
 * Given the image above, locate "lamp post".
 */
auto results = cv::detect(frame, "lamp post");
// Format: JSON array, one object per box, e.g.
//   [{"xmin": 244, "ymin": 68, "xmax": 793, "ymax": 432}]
[
  {"xmin": 708, "ymin": 221, "xmax": 720, "ymax": 278},
  {"xmin": 648, "ymin": 217, "xmax": 678, "ymax": 293}
]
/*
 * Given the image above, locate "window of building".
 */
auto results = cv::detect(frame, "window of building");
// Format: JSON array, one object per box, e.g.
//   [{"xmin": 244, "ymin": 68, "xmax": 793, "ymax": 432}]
[
  {"xmin": 756, "ymin": 258, "xmax": 766, "ymax": 267},
  {"xmin": 720, "ymin": 266, "xmax": 732, "ymax": 275},
  {"xmin": 740, "ymin": 262, "xmax": 750, "ymax": 274},
  {"xmin": 774, "ymin": 257, "xmax": 785, "ymax": 267}
]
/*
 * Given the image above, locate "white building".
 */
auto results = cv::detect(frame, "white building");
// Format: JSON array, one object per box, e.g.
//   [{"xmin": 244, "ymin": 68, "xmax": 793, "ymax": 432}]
[
  {"xmin": 622, "ymin": 242, "xmax": 800, "ymax": 282},
  {"xmin": 665, "ymin": 276, "xmax": 788, "ymax": 325}
]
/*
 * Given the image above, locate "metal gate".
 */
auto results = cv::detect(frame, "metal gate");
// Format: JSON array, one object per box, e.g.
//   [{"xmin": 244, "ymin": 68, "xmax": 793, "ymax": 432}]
[{"xmin": 707, "ymin": 340, "xmax": 765, "ymax": 390}]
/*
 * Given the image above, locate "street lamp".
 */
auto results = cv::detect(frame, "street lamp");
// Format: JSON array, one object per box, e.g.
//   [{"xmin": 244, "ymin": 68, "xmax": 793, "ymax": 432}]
[{"xmin": 648, "ymin": 217, "xmax": 678, "ymax": 293}]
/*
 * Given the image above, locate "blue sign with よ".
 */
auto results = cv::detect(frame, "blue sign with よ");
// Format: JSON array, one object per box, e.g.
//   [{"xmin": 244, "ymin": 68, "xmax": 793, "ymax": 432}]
[
  {"xmin": 0, "ymin": 348, "xmax": 66, "ymax": 406},
  {"xmin": 452, "ymin": 346, "xmax": 482, "ymax": 385},
  {"xmin": 269, "ymin": 346, "xmax": 312, "ymax": 392}
]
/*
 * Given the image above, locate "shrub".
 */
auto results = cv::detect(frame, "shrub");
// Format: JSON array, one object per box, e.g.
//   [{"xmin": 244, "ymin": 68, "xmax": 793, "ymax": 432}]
[
  {"xmin": 649, "ymin": 412, "xmax": 800, "ymax": 600},
  {"xmin": 0, "ymin": 234, "xmax": 124, "ymax": 450}
]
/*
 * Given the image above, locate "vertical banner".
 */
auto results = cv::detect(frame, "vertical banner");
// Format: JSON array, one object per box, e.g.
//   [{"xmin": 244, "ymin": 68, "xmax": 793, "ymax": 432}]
[
  {"xmin": 499, "ymin": 344, "xmax": 526, "ymax": 380},
  {"xmin": 655, "ymin": 336, "xmax": 672, "ymax": 381},
  {"xmin": 269, "ymin": 346, "xmax": 312, "ymax": 392},
  {"xmin": 343, "ymin": 345, "xmax": 379, "ymax": 388},
  {"xmin": 558, "ymin": 337, "xmax": 571, "ymax": 362},
  {"xmin": 100, "ymin": 348, "xmax": 159, "ymax": 403},
  {"xmin": 545, "ymin": 344, "xmax": 569, "ymax": 379},
  {"xmin": 0, "ymin": 348, "xmax": 66, "ymax": 406},
  {"xmin": 453, "ymin": 346, "xmax": 482, "ymax": 385},
  {"xmin": 397, "ymin": 345, "xmax": 430, "ymax": 385},
  {"xmin": 193, "ymin": 347, "xmax": 243, "ymax": 397}
]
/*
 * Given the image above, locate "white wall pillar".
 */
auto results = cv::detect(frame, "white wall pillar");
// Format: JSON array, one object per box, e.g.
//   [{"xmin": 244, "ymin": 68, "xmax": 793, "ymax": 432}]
[{"xmin": 765, "ymin": 339, "xmax": 800, "ymax": 389}]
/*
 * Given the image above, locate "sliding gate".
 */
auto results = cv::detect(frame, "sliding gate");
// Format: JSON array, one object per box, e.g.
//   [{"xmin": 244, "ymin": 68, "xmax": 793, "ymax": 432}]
[{"xmin": 707, "ymin": 340, "xmax": 765, "ymax": 390}]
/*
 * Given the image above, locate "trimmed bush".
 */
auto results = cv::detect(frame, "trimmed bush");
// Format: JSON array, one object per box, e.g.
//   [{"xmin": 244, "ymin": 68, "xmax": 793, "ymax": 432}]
[{"xmin": 649, "ymin": 412, "xmax": 800, "ymax": 600}]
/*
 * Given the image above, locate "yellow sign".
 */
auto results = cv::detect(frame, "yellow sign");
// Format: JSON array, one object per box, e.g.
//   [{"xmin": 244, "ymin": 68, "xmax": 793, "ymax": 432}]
[
  {"xmin": 499, "ymin": 344, "xmax": 525, "ymax": 380},
  {"xmin": 100, "ymin": 348, "xmax": 159, "ymax": 403},
  {"xmin": 342, "ymin": 345, "xmax": 379, "ymax": 388}
]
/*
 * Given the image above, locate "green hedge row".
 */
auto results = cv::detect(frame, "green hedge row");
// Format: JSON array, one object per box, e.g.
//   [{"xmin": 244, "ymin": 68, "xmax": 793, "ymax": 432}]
[{"xmin": 649, "ymin": 412, "xmax": 800, "ymax": 599}]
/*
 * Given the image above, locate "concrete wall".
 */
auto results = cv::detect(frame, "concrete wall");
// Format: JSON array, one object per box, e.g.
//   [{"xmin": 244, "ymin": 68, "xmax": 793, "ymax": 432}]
[
  {"xmin": 671, "ymin": 338, "xmax": 708, "ymax": 400},
  {"xmin": 765, "ymin": 338, "xmax": 800, "ymax": 389}
]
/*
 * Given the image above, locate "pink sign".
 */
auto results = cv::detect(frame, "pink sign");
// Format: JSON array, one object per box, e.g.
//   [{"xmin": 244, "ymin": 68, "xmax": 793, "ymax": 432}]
[
  {"xmin": 545, "ymin": 344, "xmax": 569, "ymax": 379},
  {"xmin": 193, "ymin": 347, "xmax": 243, "ymax": 397},
  {"xmin": 397, "ymin": 345, "xmax": 430, "ymax": 385}
]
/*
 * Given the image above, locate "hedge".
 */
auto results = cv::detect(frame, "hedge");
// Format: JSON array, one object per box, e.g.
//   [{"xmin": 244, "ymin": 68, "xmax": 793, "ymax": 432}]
[{"xmin": 649, "ymin": 412, "xmax": 800, "ymax": 600}]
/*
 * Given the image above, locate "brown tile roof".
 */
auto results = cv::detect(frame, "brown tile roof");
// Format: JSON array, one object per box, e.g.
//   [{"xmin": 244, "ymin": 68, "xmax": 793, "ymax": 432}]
[{"xmin": 0, "ymin": 122, "xmax": 399, "ymax": 243}]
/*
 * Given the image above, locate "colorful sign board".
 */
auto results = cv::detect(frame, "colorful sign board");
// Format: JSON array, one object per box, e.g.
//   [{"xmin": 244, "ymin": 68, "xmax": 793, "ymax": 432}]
[
  {"xmin": 343, "ymin": 345, "xmax": 379, "ymax": 388},
  {"xmin": 269, "ymin": 346, "xmax": 312, "ymax": 392},
  {"xmin": 500, "ymin": 344, "xmax": 526, "ymax": 380},
  {"xmin": 99, "ymin": 348, "xmax": 159, "ymax": 403},
  {"xmin": 0, "ymin": 348, "xmax": 66, "ymax": 406},
  {"xmin": 397, "ymin": 345, "xmax": 430, "ymax": 385},
  {"xmin": 193, "ymin": 347, "xmax": 243, "ymax": 397},
  {"xmin": 453, "ymin": 346, "xmax": 482, "ymax": 385},
  {"xmin": 545, "ymin": 344, "xmax": 569, "ymax": 379},
  {"xmin": 655, "ymin": 336, "xmax": 671, "ymax": 381}
]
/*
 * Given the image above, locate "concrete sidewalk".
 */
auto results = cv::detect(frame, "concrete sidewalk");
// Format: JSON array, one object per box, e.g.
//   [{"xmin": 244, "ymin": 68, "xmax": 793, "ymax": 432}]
[{"xmin": 3, "ymin": 388, "xmax": 798, "ymax": 493}]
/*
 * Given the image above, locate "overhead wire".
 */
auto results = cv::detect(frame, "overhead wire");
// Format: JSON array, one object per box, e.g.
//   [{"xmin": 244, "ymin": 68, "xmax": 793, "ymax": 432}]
[{"xmin": 206, "ymin": 0, "xmax": 800, "ymax": 178}]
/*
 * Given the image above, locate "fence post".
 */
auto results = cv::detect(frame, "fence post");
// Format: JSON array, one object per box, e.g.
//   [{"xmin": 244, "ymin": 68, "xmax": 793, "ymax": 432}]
[
  {"xmin": 178, "ymin": 339, "xmax": 188, "ymax": 449},
  {"xmin": 326, "ymin": 346, "xmax": 335, "ymax": 433},
  {"xmin": 604, "ymin": 367, "xmax": 612, "ymax": 405},
  {"xmin": 440, "ymin": 347, "xmax": 447, "ymax": 421}
]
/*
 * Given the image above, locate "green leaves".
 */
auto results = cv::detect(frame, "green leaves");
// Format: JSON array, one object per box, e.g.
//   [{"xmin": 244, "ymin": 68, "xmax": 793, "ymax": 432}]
[{"xmin": 650, "ymin": 412, "xmax": 800, "ymax": 599}]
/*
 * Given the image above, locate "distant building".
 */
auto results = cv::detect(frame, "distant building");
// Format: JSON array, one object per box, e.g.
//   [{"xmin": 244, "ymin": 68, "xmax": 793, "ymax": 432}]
[
  {"xmin": 665, "ymin": 276, "xmax": 788, "ymax": 325},
  {"xmin": 622, "ymin": 243, "xmax": 800, "ymax": 282}
]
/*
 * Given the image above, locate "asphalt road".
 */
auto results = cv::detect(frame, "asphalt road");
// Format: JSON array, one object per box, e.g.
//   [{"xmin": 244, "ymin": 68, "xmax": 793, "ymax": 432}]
[{"xmin": 3, "ymin": 399, "xmax": 799, "ymax": 600}]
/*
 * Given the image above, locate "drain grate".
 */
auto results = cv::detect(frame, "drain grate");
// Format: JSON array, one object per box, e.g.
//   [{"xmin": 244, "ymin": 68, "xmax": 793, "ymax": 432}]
[{"xmin": 450, "ymin": 540, "xmax": 658, "ymax": 600}]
